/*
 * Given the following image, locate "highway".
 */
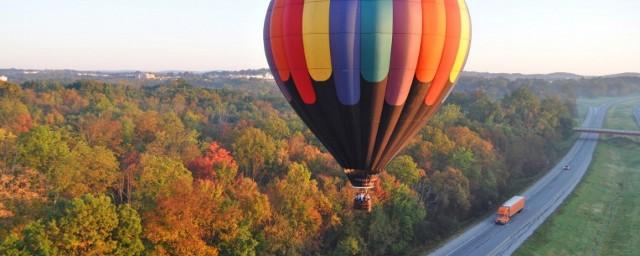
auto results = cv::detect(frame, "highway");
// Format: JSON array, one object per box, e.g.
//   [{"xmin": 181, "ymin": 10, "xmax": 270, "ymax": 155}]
[{"xmin": 428, "ymin": 102, "xmax": 616, "ymax": 256}]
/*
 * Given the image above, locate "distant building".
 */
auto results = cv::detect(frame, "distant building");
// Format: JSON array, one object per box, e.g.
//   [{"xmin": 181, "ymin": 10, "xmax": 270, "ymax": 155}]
[
  {"xmin": 230, "ymin": 72, "xmax": 274, "ymax": 80},
  {"xmin": 136, "ymin": 72, "xmax": 156, "ymax": 80},
  {"xmin": 262, "ymin": 72, "xmax": 275, "ymax": 80},
  {"xmin": 0, "ymin": 75, "xmax": 7, "ymax": 82}
]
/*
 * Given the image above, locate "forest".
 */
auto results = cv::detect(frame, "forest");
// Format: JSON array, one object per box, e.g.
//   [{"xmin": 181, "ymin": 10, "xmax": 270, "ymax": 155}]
[{"xmin": 0, "ymin": 77, "xmax": 575, "ymax": 255}]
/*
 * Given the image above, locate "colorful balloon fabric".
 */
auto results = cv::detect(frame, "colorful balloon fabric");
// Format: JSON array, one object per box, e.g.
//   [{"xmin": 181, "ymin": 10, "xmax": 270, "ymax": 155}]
[{"xmin": 264, "ymin": 0, "xmax": 471, "ymax": 188}]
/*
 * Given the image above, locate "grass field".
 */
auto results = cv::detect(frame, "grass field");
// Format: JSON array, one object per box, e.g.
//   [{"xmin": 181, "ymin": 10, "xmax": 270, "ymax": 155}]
[
  {"xmin": 516, "ymin": 101, "xmax": 640, "ymax": 256},
  {"xmin": 576, "ymin": 96, "xmax": 640, "ymax": 122}
]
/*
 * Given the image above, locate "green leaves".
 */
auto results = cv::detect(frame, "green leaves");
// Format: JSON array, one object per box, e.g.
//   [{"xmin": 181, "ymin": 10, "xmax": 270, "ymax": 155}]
[
  {"xmin": 386, "ymin": 155, "xmax": 423, "ymax": 186},
  {"xmin": 1, "ymin": 195, "xmax": 143, "ymax": 256},
  {"xmin": 17, "ymin": 126, "xmax": 70, "ymax": 176},
  {"xmin": 134, "ymin": 154, "xmax": 193, "ymax": 209},
  {"xmin": 65, "ymin": 142, "xmax": 119, "ymax": 197},
  {"xmin": 264, "ymin": 163, "xmax": 330, "ymax": 255},
  {"xmin": 112, "ymin": 205, "xmax": 144, "ymax": 256},
  {"xmin": 233, "ymin": 128, "xmax": 279, "ymax": 181},
  {"xmin": 367, "ymin": 184, "xmax": 426, "ymax": 255}
]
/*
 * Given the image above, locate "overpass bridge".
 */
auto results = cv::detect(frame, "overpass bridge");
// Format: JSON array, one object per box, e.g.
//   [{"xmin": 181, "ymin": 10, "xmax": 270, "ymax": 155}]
[
  {"xmin": 573, "ymin": 128, "xmax": 640, "ymax": 136},
  {"xmin": 574, "ymin": 107, "xmax": 640, "ymax": 136}
]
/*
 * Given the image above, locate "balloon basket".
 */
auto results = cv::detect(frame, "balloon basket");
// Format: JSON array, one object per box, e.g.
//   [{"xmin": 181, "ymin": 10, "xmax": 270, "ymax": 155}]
[{"xmin": 353, "ymin": 191, "xmax": 373, "ymax": 212}]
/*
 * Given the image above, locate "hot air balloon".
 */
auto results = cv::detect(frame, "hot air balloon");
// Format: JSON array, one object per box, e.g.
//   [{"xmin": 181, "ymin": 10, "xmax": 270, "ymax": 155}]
[{"xmin": 264, "ymin": 0, "xmax": 471, "ymax": 211}]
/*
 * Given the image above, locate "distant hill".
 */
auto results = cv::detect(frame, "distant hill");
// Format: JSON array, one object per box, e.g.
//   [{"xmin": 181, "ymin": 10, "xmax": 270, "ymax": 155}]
[
  {"xmin": 602, "ymin": 72, "xmax": 640, "ymax": 78},
  {"xmin": 1, "ymin": 68, "xmax": 639, "ymax": 86},
  {"xmin": 461, "ymin": 71, "xmax": 586, "ymax": 81},
  {"xmin": 0, "ymin": 68, "xmax": 274, "ymax": 87}
]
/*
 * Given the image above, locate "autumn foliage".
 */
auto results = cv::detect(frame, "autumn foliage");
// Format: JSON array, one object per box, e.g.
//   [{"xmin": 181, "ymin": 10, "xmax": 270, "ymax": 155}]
[
  {"xmin": 0, "ymin": 80, "xmax": 574, "ymax": 255},
  {"xmin": 187, "ymin": 142, "xmax": 237, "ymax": 181}
]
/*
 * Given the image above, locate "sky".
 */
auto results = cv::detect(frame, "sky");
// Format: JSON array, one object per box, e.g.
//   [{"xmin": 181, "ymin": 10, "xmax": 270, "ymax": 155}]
[{"xmin": 0, "ymin": 0, "xmax": 639, "ymax": 75}]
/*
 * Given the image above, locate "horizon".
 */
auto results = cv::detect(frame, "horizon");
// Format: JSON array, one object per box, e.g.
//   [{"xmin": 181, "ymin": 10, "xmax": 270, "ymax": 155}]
[
  {"xmin": 1, "ymin": 67, "xmax": 637, "ymax": 78},
  {"xmin": 1, "ymin": 0, "xmax": 639, "ymax": 75}
]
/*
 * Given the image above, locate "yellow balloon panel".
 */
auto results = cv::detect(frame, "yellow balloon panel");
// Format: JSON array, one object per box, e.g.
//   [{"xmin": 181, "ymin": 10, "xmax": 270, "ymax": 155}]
[{"xmin": 303, "ymin": 0, "xmax": 332, "ymax": 81}]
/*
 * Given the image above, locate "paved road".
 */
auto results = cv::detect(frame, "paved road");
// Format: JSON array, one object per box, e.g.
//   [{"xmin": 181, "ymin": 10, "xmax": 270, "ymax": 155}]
[{"xmin": 428, "ymin": 102, "xmax": 618, "ymax": 256}]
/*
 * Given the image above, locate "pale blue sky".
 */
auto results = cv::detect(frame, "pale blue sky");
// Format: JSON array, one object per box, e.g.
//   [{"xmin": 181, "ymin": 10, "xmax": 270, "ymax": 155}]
[{"xmin": 0, "ymin": 0, "xmax": 638, "ymax": 75}]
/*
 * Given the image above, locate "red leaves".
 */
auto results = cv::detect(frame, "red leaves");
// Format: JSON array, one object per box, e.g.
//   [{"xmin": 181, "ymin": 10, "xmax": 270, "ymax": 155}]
[
  {"xmin": 13, "ymin": 114, "xmax": 33, "ymax": 133},
  {"xmin": 188, "ymin": 142, "xmax": 238, "ymax": 181}
]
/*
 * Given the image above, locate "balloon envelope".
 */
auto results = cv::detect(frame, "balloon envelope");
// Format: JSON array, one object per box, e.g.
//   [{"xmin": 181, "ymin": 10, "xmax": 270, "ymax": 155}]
[{"xmin": 264, "ymin": 0, "xmax": 471, "ymax": 188}]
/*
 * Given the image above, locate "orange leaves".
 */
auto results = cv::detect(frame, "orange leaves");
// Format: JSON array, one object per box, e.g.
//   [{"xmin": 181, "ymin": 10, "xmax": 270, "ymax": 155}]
[
  {"xmin": 229, "ymin": 177, "xmax": 272, "ymax": 225},
  {"xmin": 133, "ymin": 111, "xmax": 161, "ymax": 144},
  {"xmin": 79, "ymin": 113, "xmax": 123, "ymax": 153},
  {"xmin": 287, "ymin": 133, "xmax": 339, "ymax": 175},
  {"xmin": 143, "ymin": 177, "xmax": 271, "ymax": 256},
  {"xmin": 144, "ymin": 180, "xmax": 222, "ymax": 256},
  {"xmin": 13, "ymin": 114, "xmax": 33, "ymax": 133},
  {"xmin": 0, "ymin": 168, "xmax": 46, "ymax": 218},
  {"xmin": 446, "ymin": 126, "xmax": 495, "ymax": 155},
  {"xmin": 61, "ymin": 89, "xmax": 89, "ymax": 113},
  {"xmin": 0, "ymin": 99, "xmax": 33, "ymax": 134}
]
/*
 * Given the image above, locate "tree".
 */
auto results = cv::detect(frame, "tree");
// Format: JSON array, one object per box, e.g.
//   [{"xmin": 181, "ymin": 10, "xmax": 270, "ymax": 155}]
[
  {"xmin": 0, "ymin": 168, "xmax": 47, "ymax": 236},
  {"xmin": 446, "ymin": 126, "xmax": 502, "ymax": 212},
  {"xmin": 112, "ymin": 205, "xmax": 145, "ymax": 256},
  {"xmin": 0, "ymin": 194, "xmax": 143, "ymax": 256},
  {"xmin": 368, "ymin": 184, "xmax": 426, "ymax": 255},
  {"xmin": 227, "ymin": 177, "xmax": 271, "ymax": 228},
  {"xmin": 334, "ymin": 235, "xmax": 363, "ymax": 256},
  {"xmin": 143, "ymin": 180, "xmax": 221, "ymax": 256},
  {"xmin": 264, "ymin": 163, "xmax": 331, "ymax": 255},
  {"xmin": 16, "ymin": 126, "xmax": 75, "ymax": 198},
  {"xmin": 421, "ymin": 127, "xmax": 456, "ymax": 171},
  {"xmin": 0, "ymin": 98, "xmax": 33, "ymax": 134},
  {"xmin": 143, "ymin": 112, "xmax": 200, "ymax": 162},
  {"xmin": 133, "ymin": 154, "xmax": 193, "ymax": 209},
  {"xmin": 144, "ymin": 177, "xmax": 270, "ymax": 256},
  {"xmin": 427, "ymin": 167, "xmax": 471, "ymax": 220},
  {"xmin": 233, "ymin": 127, "xmax": 278, "ymax": 182},
  {"xmin": 60, "ymin": 89, "xmax": 89, "ymax": 114},
  {"xmin": 216, "ymin": 178, "xmax": 271, "ymax": 256},
  {"xmin": 256, "ymin": 104, "xmax": 291, "ymax": 140},
  {"xmin": 133, "ymin": 111, "xmax": 161, "ymax": 146},
  {"xmin": 429, "ymin": 104, "xmax": 463, "ymax": 129},
  {"xmin": 286, "ymin": 132, "xmax": 306, "ymax": 162},
  {"xmin": 0, "ymin": 128, "xmax": 17, "ymax": 169},
  {"xmin": 63, "ymin": 142, "xmax": 119, "ymax": 198},
  {"xmin": 79, "ymin": 114, "xmax": 123, "ymax": 155},
  {"xmin": 187, "ymin": 142, "xmax": 238, "ymax": 181},
  {"xmin": 501, "ymin": 87, "xmax": 541, "ymax": 130},
  {"xmin": 17, "ymin": 126, "xmax": 70, "ymax": 176},
  {"xmin": 386, "ymin": 155, "xmax": 423, "ymax": 186},
  {"xmin": 466, "ymin": 91, "xmax": 500, "ymax": 123}
]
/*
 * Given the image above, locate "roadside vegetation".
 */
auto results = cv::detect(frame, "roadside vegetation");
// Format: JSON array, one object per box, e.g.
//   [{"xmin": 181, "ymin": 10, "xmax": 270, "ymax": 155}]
[{"xmin": 517, "ymin": 101, "xmax": 640, "ymax": 256}]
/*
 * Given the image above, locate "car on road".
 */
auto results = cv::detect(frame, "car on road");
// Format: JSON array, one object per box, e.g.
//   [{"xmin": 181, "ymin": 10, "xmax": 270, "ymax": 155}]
[{"xmin": 562, "ymin": 165, "xmax": 571, "ymax": 171}]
